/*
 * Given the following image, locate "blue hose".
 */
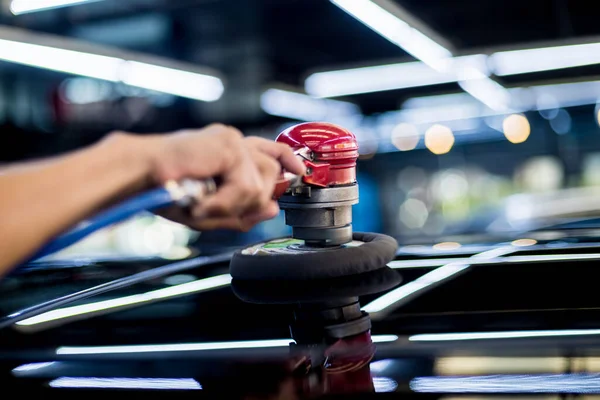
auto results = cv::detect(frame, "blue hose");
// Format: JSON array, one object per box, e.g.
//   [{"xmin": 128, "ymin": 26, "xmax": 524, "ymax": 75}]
[{"xmin": 25, "ymin": 187, "xmax": 176, "ymax": 264}]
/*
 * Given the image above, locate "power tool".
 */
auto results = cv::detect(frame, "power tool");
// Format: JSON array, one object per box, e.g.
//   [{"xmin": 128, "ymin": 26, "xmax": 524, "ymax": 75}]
[
  {"xmin": 26, "ymin": 121, "xmax": 397, "ymax": 282},
  {"xmin": 230, "ymin": 122, "xmax": 398, "ymax": 281}
]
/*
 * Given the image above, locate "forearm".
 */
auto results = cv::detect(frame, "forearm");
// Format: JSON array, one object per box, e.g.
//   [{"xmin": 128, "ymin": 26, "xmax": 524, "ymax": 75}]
[{"xmin": 0, "ymin": 132, "xmax": 154, "ymax": 275}]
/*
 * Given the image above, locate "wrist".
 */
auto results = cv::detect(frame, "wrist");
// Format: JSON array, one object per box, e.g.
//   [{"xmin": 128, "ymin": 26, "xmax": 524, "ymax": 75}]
[{"xmin": 98, "ymin": 131, "xmax": 157, "ymax": 192}]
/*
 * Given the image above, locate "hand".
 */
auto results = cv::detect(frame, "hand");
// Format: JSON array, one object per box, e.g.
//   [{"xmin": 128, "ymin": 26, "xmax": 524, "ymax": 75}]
[{"xmin": 144, "ymin": 124, "xmax": 306, "ymax": 232}]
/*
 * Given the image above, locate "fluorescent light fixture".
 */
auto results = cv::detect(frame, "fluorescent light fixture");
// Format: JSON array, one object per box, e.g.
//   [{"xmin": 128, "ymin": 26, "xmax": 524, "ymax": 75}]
[
  {"xmin": 410, "ymin": 373, "xmax": 600, "ymax": 393},
  {"xmin": 0, "ymin": 36, "xmax": 224, "ymax": 102},
  {"xmin": 17, "ymin": 274, "xmax": 231, "ymax": 327},
  {"xmin": 12, "ymin": 362, "xmax": 55, "ymax": 373},
  {"xmin": 0, "ymin": 39, "xmax": 122, "ymax": 81},
  {"xmin": 373, "ymin": 377, "xmax": 399, "ymax": 392},
  {"xmin": 490, "ymin": 42, "xmax": 600, "ymax": 76},
  {"xmin": 396, "ymin": 103, "xmax": 487, "ymax": 125},
  {"xmin": 328, "ymin": 0, "xmax": 512, "ymax": 112},
  {"xmin": 305, "ymin": 54, "xmax": 489, "ymax": 98},
  {"xmin": 48, "ymin": 377, "xmax": 201, "ymax": 390},
  {"xmin": 458, "ymin": 77, "xmax": 513, "ymax": 112},
  {"xmin": 402, "ymin": 92, "xmax": 474, "ymax": 109},
  {"xmin": 330, "ymin": 0, "xmax": 451, "ymax": 69},
  {"xmin": 56, "ymin": 335, "xmax": 396, "ymax": 355},
  {"xmin": 369, "ymin": 359, "xmax": 394, "ymax": 374},
  {"xmin": 371, "ymin": 334, "xmax": 399, "ymax": 343},
  {"xmin": 10, "ymin": 0, "xmax": 101, "ymax": 15},
  {"xmin": 260, "ymin": 88, "xmax": 360, "ymax": 121},
  {"xmin": 305, "ymin": 61, "xmax": 455, "ymax": 98},
  {"xmin": 524, "ymin": 80, "xmax": 600, "ymax": 109},
  {"xmin": 57, "ymin": 339, "xmax": 295, "ymax": 355},
  {"xmin": 410, "ymin": 329, "xmax": 600, "ymax": 342},
  {"xmin": 121, "ymin": 61, "xmax": 224, "ymax": 102}
]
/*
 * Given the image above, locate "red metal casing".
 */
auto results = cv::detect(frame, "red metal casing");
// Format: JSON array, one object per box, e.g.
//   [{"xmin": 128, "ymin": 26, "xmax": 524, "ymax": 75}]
[{"xmin": 276, "ymin": 122, "xmax": 359, "ymax": 187}]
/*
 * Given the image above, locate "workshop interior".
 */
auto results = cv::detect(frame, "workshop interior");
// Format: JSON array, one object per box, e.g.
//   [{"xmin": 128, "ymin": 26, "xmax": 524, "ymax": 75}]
[{"xmin": 5, "ymin": 0, "xmax": 600, "ymax": 398}]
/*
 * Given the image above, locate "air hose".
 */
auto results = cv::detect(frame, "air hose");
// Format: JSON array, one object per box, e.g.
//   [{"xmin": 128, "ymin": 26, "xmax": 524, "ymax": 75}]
[{"xmin": 23, "ymin": 179, "xmax": 216, "ymax": 264}]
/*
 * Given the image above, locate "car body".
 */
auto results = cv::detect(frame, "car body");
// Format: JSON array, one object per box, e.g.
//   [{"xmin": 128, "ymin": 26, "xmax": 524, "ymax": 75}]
[{"xmin": 3, "ymin": 218, "xmax": 600, "ymax": 398}]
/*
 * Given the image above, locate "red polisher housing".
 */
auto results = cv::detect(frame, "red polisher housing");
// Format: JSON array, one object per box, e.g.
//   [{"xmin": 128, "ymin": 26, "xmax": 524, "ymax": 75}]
[{"xmin": 276, "ymin": 122, "xmax": 359, "ymax": 187}]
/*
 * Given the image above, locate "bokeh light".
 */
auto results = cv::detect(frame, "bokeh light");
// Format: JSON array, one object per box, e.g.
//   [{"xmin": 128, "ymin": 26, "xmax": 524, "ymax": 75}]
[
  {"xmin": 503, "ymin": 114, "xmax": 531, "ymax": 144},
  {"xmin": 399, "ymin": 198, "xmax": 429, "ymax": 229},
  {"xmin": 433, "ymin": 242, "xmax": 462, "ymax": 250},
  {"xmin": 425, "ymin": 124, "xmax": 454, "ymax": 155},
  {"xmin": 511, "ymin": 238, "xmax": 537, "ymax": 247},
  {"xmin": 549, "ymin": 109, "xmax": 571, "ymax": 135},
  {"xmin": 536, "ymin": 93, "xmax": 560, "ymax": 120},
  {"xmin": 516, "ymin": 156, "xmax": 564, "ymax": 192},
  {"xmin": 397, "ymin": 166, "xmax": 427, "ymax": 193},
  {"xmin": 391, "ymin": 123, "xmax": 420, "ymax": 151}
]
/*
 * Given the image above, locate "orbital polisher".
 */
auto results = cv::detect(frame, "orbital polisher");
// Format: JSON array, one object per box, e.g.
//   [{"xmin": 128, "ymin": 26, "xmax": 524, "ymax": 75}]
[{"xmin": 230, "ymin": 122, "xmax": 398, "ymax": 281}]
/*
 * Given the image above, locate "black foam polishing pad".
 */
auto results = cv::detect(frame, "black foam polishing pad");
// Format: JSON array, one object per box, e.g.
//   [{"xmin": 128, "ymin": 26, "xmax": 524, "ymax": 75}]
[
  {"xmin": 231, "ymin": 266, "xmax": 403, "ymax": 304},
  {"xmin": 229, "ymin": 232, "xmax": 398, "ymax": 281}
]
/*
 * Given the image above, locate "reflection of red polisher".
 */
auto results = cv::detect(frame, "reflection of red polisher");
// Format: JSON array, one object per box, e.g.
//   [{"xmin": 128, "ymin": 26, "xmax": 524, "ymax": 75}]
[
  {"xmin": 228, "ymin": 267, "xmax": 403, "ymax": 398},
  {"xmin": 230, "ymin": 122, "xmax": 397, "ymax": 281}
]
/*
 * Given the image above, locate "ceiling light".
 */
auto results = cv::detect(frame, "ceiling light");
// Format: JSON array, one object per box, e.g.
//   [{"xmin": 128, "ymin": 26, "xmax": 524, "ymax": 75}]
[
  {"xmin": 409, "ymin": 329, "xmax": 600, "ymax": 342},
  {"xmin": 411, "ymin": 373, "xmax": 600, "ymax": 393},
  {"xmin": 458, "ymin": 77, "xmax": 512, "ymax": 112},
  {"xmin": 57, "ymin": 339, "xmax": 295, "ymax": 355},
  {"xmin": 48, "ymin": 377, "xmax": 202, "ymax": 390},
  {"xmin": 0, "ymin": 37, "xmax": 224, "ymax": 102},
  {"xmin": 10, "ymin": 0, "xmax": 102, "ymax": 15},
  {"xmin": 12, "ymin": 362, "xmax": 55, "ymax": 373},
  {"xmin": 373, "ymin": 377, "xmax": 399, "ymax": 392},
  {"xmin": 305, "ymin": 61, "xmax": 455, "ymax": 98},
  {"xmin": 305, "ymin": 54, "xmax": 489, "ymax": 98},
  {"xmin": 56, "ymin": 335, "xmax": 396, "ymax": 355},
  {"xmin": 369, "ymin": 359, "xmax": 394, "ymax": 374},
  {"xmin": 490, "ymin": 42, "xmax": 600, "ymax": 76},
  {"xmin": 371, "ymin": 335, "xmax": 399, "ymax": 343},
  {"xmin": 260, "ymin": 88, "xmax": 359, "ymax": 121},
  {"xmin": 121, "ymin": 61, "xmax": 224, "ymax": 102},
  {"xmin": 330, "ymin": 0, "xmax": 451, "ymax": 70},
  {"xmin": 0, "ymin": 38, "xmax": 122, "ymax": 81}
]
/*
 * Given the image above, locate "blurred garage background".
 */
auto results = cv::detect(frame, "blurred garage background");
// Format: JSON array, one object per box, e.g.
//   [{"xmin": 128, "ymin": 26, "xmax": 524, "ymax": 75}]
[{"xmin": 3, "ymin": 0, "xmax": 600, "ymax": 260}]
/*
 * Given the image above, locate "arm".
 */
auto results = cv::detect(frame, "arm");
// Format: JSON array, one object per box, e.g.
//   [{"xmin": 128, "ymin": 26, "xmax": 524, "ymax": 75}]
[
  {"xmin": 0, "ymin": 133, "xmax": 151, "ymax": 275},
  {"xmin": 0, "ymin": 125, "xmax": 305, "ymax": 277}
]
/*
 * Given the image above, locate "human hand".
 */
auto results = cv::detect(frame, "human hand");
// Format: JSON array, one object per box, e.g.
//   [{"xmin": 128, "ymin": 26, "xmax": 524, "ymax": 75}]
[{"xmin": 144, "ymin": 124, "xmax": 306, "ymax": 232}]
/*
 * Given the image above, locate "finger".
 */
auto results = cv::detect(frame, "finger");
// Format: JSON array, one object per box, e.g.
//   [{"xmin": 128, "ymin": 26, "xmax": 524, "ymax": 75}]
[
  {"xmin": 154, "ymin": 203, "xmax": 279, "ymax": 233},
  {"xmin": 193, "ymin": 144, "xmax": 264, "ymax": 218},
  {"xmin": 246, "ymin": 137, "xmax": 307, "ymax": 176},
  {"xmin": 192, "ymin": 178, "xmax": 262, "ymax": 219},
  {"xmin": 252, "ymin": 151, "xmax": 282, "ymax": 206},
  {"xmin": 241, "ymin": 201, "xmax": 280, "ymax": 226},
  {"xmin": 188, "ymin": 216, "xmax": 248, "ymax": 232},
  {"xmin": 157, "ymin": 205, "xmax": 249, "ymax": 232}
]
